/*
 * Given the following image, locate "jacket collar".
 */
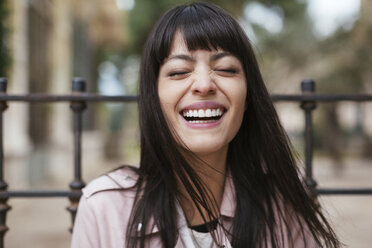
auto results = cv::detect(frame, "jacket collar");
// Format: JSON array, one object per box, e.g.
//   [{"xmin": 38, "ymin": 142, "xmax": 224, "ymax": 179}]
[
  {"xmin": 144, "ymin": 171, "xmax": 236, "ymax": 235},
  {"xmin": 219, "ymin": 171, "xmax": 236, "ymax": 219}
]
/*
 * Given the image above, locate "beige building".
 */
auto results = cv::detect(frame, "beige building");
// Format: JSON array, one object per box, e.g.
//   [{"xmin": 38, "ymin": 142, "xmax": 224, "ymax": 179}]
[{"xmin": 4, "ymin": 0, "xmax": 134, "ymax": 247}]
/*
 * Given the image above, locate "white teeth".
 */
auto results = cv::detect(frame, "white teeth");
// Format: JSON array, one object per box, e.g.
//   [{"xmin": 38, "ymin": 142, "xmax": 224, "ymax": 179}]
[
  {"xmin": 188, "ymin": 120, "xmax": 216, "ymax": 124},
  {"xmin": 205, "ymin": 109, "xmax": 211, "ymax": 117},
  {"xmin": 182, "ymin": 108, "xmax": 224, "ymax": 118}
]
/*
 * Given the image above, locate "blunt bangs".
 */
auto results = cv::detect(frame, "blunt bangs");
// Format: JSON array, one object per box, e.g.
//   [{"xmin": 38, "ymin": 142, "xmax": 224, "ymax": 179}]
[{"xmin": 153, "ymin": 3, "xmax": 248, "ymax": 65}]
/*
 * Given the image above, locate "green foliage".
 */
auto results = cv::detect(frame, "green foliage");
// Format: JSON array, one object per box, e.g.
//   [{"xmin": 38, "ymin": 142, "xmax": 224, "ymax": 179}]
[
  {"xmin": 128, "ymin": 0, "xmax": 190, "ymax": 54},
  {"xmin": 0, "ymin": 0, "xmax": 11, "ymax": 77}
]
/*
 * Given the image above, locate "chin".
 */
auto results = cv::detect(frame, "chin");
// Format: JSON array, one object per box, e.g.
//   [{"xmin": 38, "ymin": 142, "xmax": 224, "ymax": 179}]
[{"xmin": 185, "ymin": 142, "xmax": 226, "ymax": 155}]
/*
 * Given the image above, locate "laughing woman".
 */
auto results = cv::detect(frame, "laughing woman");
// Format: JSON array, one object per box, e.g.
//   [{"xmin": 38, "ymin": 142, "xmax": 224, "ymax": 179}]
[{"xmin": 71, "ymin": 2, "xmax": 340, "ymax": 248}]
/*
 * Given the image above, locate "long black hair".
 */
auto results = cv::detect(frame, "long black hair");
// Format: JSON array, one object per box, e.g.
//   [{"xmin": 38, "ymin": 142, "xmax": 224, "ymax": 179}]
[{"xmin": 127, "ymin": 2, "xmax": 340, "ymax": 247}]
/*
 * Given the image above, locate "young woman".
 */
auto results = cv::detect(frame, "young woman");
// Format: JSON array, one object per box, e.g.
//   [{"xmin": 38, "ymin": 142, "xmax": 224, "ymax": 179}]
[{"xmin": 71, "ymin": 2, "xmax": 340, "ymax": 248}]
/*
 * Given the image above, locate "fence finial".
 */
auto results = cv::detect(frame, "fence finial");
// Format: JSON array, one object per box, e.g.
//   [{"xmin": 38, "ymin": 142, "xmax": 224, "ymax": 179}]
[
  {"xmin": 300, "ymin": 79, "xmax": 317, "ymax": 200},
  {"xmin": 301, "ymin": 79, "xmax": 315, "ymax": 93},
  {"xmin": 0, "ymin": 78, "xmax": 7, "ymax": 93},
  {"xmin": 72, "ymin": 78, "xmax": 86, "ymax": 92}
]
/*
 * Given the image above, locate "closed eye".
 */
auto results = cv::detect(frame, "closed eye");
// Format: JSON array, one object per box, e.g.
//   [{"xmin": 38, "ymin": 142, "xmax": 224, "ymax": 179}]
[
  {"xmin": 217, "ymin": 69, "xmax": 237, "ymax": 73},
  {"xmin": 168, "ymin": 71, "xmax": 190, "ymax": 78},
  {"xmin": 215, "ymin": 68, "xmax": 239, "ymax": 76}
]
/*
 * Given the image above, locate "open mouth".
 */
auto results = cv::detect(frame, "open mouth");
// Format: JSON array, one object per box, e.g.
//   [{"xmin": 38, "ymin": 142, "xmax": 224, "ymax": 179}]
[{"xmin": 180, "ymin": 108, "xmax": 226, "ymax": 123}]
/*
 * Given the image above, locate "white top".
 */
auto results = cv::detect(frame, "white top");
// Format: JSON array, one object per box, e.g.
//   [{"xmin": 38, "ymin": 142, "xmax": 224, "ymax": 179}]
[{"xmin": 190, "ymin": 229, "xmax": 214, "ymax": 248}]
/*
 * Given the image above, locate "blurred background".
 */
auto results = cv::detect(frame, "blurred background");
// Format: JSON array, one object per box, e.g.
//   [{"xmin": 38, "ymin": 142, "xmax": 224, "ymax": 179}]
[{"xmin": 0, "ymin": 0, "xmax": 371, "ymax": 247}]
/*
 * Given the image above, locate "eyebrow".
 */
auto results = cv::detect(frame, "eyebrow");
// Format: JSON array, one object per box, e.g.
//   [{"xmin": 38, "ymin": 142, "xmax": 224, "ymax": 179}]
[
  {"xmin": 165, "ymin": 51, "xmax": 234, "ymax": 63},
  {"xmin": 166, "ymin": 54, "xmax": 195, "ymax": 62},
  {"xmin": 210, "ymin": 51, "xmax": 234, "ymax": 61}
]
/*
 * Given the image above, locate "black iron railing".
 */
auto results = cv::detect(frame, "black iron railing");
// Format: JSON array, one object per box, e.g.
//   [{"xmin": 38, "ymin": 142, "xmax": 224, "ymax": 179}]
[{"xmin": 0, "ymin": 77, "xmax": 370, "ymax": 247}]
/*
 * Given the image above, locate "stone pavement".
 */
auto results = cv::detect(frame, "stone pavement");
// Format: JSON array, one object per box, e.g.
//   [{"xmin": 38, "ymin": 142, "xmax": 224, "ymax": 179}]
[{"xmin": 315, "ymin": 157, "xmax": 372, "ymax": 248}]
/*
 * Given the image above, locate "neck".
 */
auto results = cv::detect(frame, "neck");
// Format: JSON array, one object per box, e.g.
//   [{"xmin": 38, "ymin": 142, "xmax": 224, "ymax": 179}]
[{"xmin": 178, "ymin": 147, "xmax": 228, "ymax": 226}]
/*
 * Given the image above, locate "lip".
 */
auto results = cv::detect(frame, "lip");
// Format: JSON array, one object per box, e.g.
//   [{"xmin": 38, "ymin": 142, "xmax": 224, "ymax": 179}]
[
  {"xmin": 180, "ymin": 101, "xmax": 226, "ymax": 129},
  {"xmin": 180, "ymin": 101, "xmax": 226, "ymax": 111},
  {"xmin": 182, "ymin": 114, "xmax": 225, "ymax": 129}
]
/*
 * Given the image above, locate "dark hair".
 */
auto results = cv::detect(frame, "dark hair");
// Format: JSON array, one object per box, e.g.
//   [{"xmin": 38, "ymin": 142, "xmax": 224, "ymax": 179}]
[{"xmin": 128, "ymin": 2, "xmax": 340, "ymax": 247}]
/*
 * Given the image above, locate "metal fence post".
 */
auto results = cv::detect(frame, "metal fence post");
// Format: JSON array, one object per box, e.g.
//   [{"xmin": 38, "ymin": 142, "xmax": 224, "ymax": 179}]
[
  {"xmin": 67, "ymin": 78, "xmax": 86, "ymax": 232},
  {"xmin": 0, "ymin": 78, "xmax": 10, "ymax": 248},
  {"xmin": 300, "ymin": 79, "xmax": 318, "ymax": 199}
]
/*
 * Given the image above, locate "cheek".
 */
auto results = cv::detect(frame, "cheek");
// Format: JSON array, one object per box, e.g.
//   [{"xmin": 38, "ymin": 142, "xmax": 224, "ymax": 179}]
[
  {"xmin": 232, "ymin": 82, "xmax": 247, "ymax": 109},
  {"xmin": 237, "ymin": 87, "xmax": 247, "ymax": 103},
  {"xmin": 158, "ymin": 81, "xmax": 188, "ymax": 113},
  {"xmin": 231, "ymin": 84, "xmax": 247, "ymax": 128},
  {"xmin": 157, "ymin": 81, "xmax": 167, "ymax": 105},
  {"xmin": 158, "ymin": 85, "xmax": 184, "ymax": 128},
  {"xmin": 158, "ymin": 97, "xmax": 174, "ymax": 124},
  {"xmin": 158, "ymin": 80, "xmax": 174, "ymax": 114}
]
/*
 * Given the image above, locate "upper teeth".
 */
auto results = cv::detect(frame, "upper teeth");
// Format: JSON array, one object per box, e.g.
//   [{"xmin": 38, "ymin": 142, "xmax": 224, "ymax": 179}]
[{"xmin": 183, "ymin": 108, "xmax": 223, "ymax": 118}]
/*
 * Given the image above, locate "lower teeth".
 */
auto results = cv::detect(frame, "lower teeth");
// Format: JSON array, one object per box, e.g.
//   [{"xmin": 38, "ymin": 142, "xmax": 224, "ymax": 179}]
[{"xmin": 188, "ymin": 120, "xmax": 216, "ymax": 124}]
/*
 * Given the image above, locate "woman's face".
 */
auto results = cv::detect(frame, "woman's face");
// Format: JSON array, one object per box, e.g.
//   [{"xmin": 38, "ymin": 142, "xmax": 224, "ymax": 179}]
[{"xmin": 158, "ymin": 32, "xmax": 247, "ymax": 157}]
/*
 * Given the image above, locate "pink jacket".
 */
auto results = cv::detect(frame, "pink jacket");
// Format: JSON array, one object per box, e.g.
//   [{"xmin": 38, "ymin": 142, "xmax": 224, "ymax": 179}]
[{"xmin": 71, "ymin": 166, "xmax": 317, "ymax": 247}]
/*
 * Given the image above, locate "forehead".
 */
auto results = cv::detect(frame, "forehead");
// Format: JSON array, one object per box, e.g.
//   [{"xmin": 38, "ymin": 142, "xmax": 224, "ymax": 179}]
[
  {"xmin": 168, "ymin": 31, "xmax": 192, "ymax": 55},
  {"xmin": 163, "ymin": 32, "xmax": 244, "ymax": 67},
  {"xmin": 167, "ymin": 31, "xmax": 227, "ymax": 58}
]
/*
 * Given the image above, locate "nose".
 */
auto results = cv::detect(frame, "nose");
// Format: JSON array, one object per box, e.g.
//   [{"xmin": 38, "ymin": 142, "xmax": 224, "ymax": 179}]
[{"xmin": 191, "ymin": 70, "xmax": 216, "ymax": 96}]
